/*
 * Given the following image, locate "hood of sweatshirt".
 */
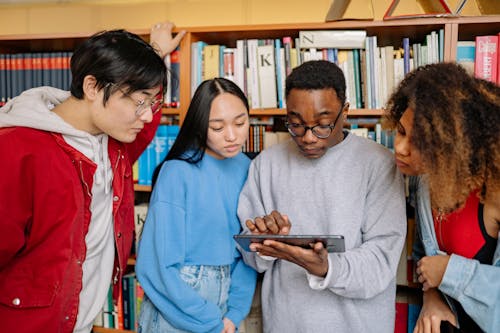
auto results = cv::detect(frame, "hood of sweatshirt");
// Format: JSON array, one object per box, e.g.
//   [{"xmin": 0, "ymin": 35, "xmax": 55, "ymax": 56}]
[{"xmin": 0, "ymin": 86, "xmax": 112, "ymax": 191}]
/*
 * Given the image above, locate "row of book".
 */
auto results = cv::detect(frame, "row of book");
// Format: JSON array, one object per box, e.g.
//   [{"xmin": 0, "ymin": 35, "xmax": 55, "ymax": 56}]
[
  {"xmin": 0, "ymin": 52, "xmax": 72, "ymax": 103},
  {"xmin": 456, "ymin": 33, "xmax": 500, "ymax": 84},
  {"xmin": 135, "ymin": 124, "xmax": 180, "ymax": 186},
  {"xmin": 190, "ymin": 29, "xmax": 444, "ymax": 111},
  {"xmin": 0, "ymin": 50, "xmax": 182, "ymax": 108}
]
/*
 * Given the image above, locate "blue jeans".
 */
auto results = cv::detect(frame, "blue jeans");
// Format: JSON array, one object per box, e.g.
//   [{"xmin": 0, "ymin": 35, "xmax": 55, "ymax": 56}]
[{"xmin": 138, "ymin": 265, "xmax": 231, "ymax": 333}]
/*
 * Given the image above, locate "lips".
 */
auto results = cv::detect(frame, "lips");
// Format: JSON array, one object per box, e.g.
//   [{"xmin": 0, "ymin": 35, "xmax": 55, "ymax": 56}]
[
  {"xmin": 395, "ymin": 158, "xmax": 409, "ymax": 168},
  {"xmin": 299, "ymin": 146, "xmax": 324, "ymax": 158},
  {"xmin": 225, "ymin": 144, "xmax": 241, "ymax": 152}
]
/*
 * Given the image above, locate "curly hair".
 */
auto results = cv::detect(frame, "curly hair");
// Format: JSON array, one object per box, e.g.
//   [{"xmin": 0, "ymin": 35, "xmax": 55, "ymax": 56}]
[{"xmin": 385, "ymin": 62, "xmax": 500, "ymax": 212}]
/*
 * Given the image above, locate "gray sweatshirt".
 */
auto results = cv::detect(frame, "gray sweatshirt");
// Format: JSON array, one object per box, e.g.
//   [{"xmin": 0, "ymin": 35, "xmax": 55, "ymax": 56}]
[{"xmin": 237, "ymin": 132, "xmax": 406, "ymax": 333}]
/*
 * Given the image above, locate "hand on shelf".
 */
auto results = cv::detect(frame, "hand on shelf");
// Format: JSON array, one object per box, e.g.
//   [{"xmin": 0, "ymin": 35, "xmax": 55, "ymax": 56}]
[{"xmin": 150, "ymin": 21, "xmax": 186, "ymax": 58}]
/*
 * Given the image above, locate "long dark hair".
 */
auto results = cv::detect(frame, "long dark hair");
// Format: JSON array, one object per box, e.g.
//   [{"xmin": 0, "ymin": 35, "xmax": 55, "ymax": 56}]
[{"xmin": 152, "ymin": 77, "xmax": 249, "ymax": 187}]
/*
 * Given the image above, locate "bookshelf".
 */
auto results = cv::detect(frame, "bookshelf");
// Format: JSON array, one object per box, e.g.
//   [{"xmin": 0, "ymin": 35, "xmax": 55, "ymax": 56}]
[{"xmin": 1, "ymin": 15, "xmax": 498, "ymax": 333}]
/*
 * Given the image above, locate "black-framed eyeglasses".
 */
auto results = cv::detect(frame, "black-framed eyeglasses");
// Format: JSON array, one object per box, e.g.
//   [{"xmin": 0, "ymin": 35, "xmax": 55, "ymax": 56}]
[
  {"xmin": 285, "ymin": 106, "xmax": 344, "ymax": 139},
  {"xmin": 111, "ymin": 83, "xmax": 164, "ymax": 117}
]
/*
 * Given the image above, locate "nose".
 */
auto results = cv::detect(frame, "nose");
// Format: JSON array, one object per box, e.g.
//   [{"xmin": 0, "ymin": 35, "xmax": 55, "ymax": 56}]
[
  {"xmin": 394, "ymin": 133, "xmax": 409, "ymax": 156},
  {"xmin": 138, "ymin": 107, "xmax": 154, "ymax": 123},
  {"xmin": 225, "ymin": 126, "xmax": 237, "ymax": 142},
  {"xmin": 301, "ymin": 127, "xmax": 318, "ymax": 144}
]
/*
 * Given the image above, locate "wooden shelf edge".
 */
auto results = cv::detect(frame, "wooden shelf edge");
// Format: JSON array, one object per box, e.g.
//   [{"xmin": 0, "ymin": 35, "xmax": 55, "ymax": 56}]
[
  {"xmin": 92, "ymin": 326, "xmax": 135, "ymax": 333},
  {"xmin": 249, "ymin": 108, "xmax": 384, "ymax": 117},
  {"xmin": 1, "ymin": 16, "xmax": 498, "ymax": 41},
  {"xmin": 134, "ymin": 184, "xmax": 152, "ymax": 192}
]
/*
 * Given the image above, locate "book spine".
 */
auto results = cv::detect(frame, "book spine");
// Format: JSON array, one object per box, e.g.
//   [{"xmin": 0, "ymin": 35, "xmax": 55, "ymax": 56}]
[
  {"xmin": 474, "ymin": 35, "xmax": 498, "ymax": 83},
  {"xmin": 0, "ymin": 54, "xmax": 6, "ymax": 104},
  {"xmin": 170, "ymin": 48, "xmax": 181, "ymax": 108},
  {"xmin": 402, "ymin": 37, "xmax": 411, "ymax": 75}
]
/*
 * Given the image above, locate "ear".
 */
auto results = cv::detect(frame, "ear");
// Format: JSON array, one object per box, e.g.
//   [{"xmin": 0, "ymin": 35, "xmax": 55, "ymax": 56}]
[
  {"xmin": 342, "ymin": 102, "xmax": 350, "ymax": 119},
  {"xmin": 82, "ymin": 75, "xmax": 99, "ymax": 101}
]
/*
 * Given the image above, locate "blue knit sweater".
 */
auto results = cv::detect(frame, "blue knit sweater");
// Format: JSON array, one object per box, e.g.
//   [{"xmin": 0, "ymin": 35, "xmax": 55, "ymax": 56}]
[{"xmin": 136, "ymin": 152, "xmax": 257, "ymax": 333}]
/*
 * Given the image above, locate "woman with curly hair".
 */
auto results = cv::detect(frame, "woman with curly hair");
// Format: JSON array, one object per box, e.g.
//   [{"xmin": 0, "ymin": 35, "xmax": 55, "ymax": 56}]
[{"xmin": 385, "ymin": 62, "xmax": 500, "ymax": 333}]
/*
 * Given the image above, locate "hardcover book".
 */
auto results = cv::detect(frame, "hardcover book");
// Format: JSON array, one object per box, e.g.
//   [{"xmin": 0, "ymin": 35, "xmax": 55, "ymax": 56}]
[
  {"xmin": 298, "ymin": 30, "xmax": 366, "ymax": 50},
  {"xmin": 474, "ymin": 35, "xmax": 498, "ymax": 83}
]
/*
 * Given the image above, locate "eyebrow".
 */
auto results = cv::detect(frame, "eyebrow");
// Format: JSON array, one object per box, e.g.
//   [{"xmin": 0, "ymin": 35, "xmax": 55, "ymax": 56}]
[
  {"xmin": 209, "ymin": 112, "xmax": 247, "ymax": 123},
  {"xmin": 287, "ymin": 110, "xmax": 334, "ymax": 119}
]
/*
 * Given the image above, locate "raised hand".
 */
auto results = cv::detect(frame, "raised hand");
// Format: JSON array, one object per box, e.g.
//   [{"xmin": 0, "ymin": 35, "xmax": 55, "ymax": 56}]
[{"xmin": 150, "ymin": 21, "xmax": 186, "ymax": 58}]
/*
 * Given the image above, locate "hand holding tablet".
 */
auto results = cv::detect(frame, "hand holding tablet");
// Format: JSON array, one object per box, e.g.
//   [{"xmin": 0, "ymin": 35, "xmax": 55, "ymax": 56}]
[{"xmin": 234, "ymin": 234, "xmax": 345, "ymax": 253}]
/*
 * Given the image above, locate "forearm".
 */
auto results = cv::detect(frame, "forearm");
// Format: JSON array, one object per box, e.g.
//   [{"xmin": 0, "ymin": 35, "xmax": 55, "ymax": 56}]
[{"xmin": 439, "ymin": 253, "xmax": 500, "ymax": 332}]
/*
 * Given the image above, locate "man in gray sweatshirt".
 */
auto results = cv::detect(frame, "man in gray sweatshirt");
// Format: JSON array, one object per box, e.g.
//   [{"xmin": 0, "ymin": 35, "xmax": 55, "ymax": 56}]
[{"xmin": 237, "ymin": 60, "xmax": 406, "ymax": 332}]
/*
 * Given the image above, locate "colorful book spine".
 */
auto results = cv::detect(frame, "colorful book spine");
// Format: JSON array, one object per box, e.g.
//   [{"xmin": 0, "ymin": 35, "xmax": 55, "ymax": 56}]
[
  {"xmin": 474, "ymin": 35, "xmax": 498, "ymax": 83},
  {"xmin": 169, "ymin": 49, "xmax": 181, "ymax": 108}
]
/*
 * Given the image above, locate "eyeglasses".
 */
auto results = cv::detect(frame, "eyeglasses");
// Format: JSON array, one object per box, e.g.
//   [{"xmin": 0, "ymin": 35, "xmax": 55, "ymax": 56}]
[
  {"xmin": 113, "ymin": 84, "xmax": 164, "ymax": 117},
  {"xmin": 285, "ymin": 106, "xmax": 344, "ymax": 139}
]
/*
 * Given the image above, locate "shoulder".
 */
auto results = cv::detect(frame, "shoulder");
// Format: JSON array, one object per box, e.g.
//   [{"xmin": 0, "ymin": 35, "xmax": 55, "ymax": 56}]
[
  {"xmin": 254, "ymin": 139, "xmax": 292, "ymax": 163},
  {"xmin": 345, "ymin": 133, "xmax": 394, "ymax": 165},
  {"xmin": 484, "ymin": 190, "xmax": 500, "ymax": 228},
  {"xmin": 0, "ymin": 127, "xmax": 57, "ymax": 153}
]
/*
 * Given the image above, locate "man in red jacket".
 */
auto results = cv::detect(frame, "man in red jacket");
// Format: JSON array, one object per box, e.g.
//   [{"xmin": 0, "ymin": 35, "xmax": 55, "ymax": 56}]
[{"xmin": 0, "ymin": 22, "xmax": 184, "ymax": 333}]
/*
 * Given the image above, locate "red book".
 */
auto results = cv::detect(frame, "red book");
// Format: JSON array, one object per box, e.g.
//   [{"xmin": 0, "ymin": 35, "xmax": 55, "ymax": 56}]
[
  {"xmin": 497, "ymin": 32, "xmax": 500, "ymax": 85},
  {"xmin": 474, "ymin": 35, "xmax": 498, "ymax": 83},
  {"xmin": 395, "ymin": 301, "xmax": 409, "ymax": 333}
]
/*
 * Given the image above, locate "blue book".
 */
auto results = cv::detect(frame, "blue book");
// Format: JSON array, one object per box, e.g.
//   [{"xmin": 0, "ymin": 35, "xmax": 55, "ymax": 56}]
[
  {"xmin": 42, "ymin": 53, "xmax": 51, "ymax": 86},
  {"xmin": 138, "ymin": 141, "xmax": 154, "ymax": 186},
  {"xmin": 403, "ymin": 37, "xmax": 411, "ymax": 75},
  {"xmin": 166, "ymin": 125, "xmax": 180, "ymax": 152},
  {"xmin": 170, "ymin": 48, "xmax": 180, "ymax": 108},
  {"xmin": 5, "ymin": 54, "xmax": 12, "ymax": 101},
  {"xmin": 154, "ymin": 125, "xmax": 169, "ymax": 168},
  {"xmin": 32, "ymin": 53, "xmax": 43, "ymax": 88},
  {"xmin": 23, "ymin": 53, "xmax": 33, "ymax": 90},
  {"xmin": 274, "ymin": 39, "xmax": 283, "ymax": 108},
  {"xmin": 11, "ymin": 54, "xmax": 21, "ymax": 98},
  {"xmin": 407, "ymin": 303, "xmax": 422, "ymax": 333},
  {"xmin": 352, "ymin": 49, "xmax": 362, "ymax": 109},
  {"xmin": 456, "ymin": 41, "xmax": 475, "ymax": 75}
]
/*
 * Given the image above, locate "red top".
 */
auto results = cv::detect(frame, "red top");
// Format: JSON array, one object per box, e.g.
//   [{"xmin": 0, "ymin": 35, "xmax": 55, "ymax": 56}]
[{"xmin": 434, "ymin": 190, "xmax": 496, "ymax": 263}]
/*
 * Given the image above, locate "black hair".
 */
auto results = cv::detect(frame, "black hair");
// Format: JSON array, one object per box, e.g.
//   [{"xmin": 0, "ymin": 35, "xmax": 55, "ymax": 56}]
[
  {"xmin": 70, "ymin": 29, "xmax": 168, "ymax": 104},
  {"xmin": 151, "ymin": 77, "xmax": 249, "ymax": 187},
  {"xmin": 285, "ymin": 60, "xmax": 346, "ymax": 104}
]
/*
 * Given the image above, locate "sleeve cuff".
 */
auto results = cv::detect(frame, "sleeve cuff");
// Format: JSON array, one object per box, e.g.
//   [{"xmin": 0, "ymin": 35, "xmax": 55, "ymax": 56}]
[
  {"xmin": 307, "ymin": 257, "xmax": 333, "ymax": 290},
  {"xmin": 439, "ymin": 254, "xmax": 475, "ymax": 299},
  {"xmin": 225, "ymin": 309, "xmax": 244, "ymax": 329}
]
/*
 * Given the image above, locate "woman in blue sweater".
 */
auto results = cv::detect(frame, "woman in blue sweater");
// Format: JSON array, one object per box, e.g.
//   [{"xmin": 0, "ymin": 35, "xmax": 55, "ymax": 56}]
[{"xmin": 136, "ymin": 78, "xmax": 257, "ymax": 333}]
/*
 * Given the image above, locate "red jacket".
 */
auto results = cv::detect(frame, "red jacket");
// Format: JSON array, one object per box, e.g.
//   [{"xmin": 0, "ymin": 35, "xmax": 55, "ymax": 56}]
[{"xmin": 0, "ymin": 113, "xmax": 160, "ymax": 333}]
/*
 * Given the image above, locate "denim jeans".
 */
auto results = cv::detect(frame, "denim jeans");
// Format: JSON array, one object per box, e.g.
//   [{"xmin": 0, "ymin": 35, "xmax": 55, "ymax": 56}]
[{"xmin": 138, "ymin": 265, "xmax": 231, "ymax": 333}]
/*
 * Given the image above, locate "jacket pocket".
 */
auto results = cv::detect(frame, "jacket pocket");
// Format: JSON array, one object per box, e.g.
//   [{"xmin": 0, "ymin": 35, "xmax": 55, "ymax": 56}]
[{"xmin": 0, "ymin": 271, "xmax": 58, "ymax": 309}]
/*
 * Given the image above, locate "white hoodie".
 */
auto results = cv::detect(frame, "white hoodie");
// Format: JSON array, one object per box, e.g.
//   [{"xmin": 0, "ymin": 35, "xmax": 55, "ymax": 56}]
[{"xmin": 1, "ymin": 87, "xmax": 115, "ymax": 333}]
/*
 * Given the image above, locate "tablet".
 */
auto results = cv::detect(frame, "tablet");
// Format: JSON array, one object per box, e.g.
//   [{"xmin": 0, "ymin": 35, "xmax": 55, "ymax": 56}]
[{"xmin": 234, "ymin": 234, "xmax": 345, "ymax": 253}]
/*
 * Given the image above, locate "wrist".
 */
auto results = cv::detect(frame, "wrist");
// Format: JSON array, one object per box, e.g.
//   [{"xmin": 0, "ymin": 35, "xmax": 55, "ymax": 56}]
[{"xmin": 150, "ymin": 41, "xmax": 164, "ymax": 58}]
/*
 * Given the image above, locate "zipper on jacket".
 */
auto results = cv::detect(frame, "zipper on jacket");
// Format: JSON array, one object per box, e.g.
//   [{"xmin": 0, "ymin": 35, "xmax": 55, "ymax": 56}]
[
  {"xmin": 79, "ymin": 161, "xmax": 92, "ymax": 197},
  {"xmin": 113, "ymin": 266, "xmax": 120, "ymax": 284}
]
